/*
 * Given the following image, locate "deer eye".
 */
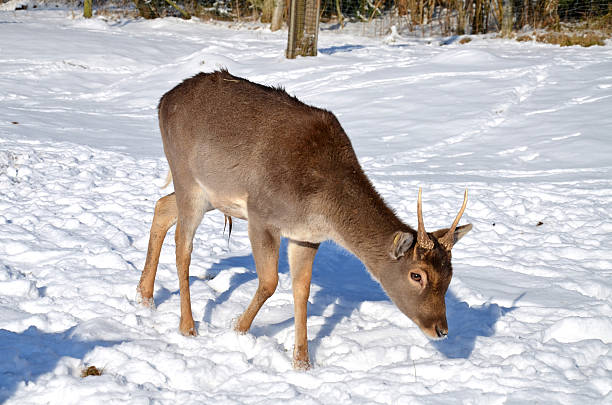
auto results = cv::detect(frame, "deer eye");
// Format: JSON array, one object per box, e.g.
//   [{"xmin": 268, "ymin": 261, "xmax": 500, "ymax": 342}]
[{"xmin": 410, "ymin": 273, "xmax": 421, "ymax": 282}]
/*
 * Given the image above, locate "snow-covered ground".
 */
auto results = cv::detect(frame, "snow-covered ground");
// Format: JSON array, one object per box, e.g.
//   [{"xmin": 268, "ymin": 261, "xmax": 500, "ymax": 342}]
[{"xmin": 1, "ymin": 8, "xmax": 612, "ymax": 404}]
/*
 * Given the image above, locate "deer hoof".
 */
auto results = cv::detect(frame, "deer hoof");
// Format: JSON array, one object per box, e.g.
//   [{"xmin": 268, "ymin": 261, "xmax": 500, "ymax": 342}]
[
  {"xmin": 232, "ymin": 317, "xmax": 249, "ymax": 335},
  {"xmin": 179, "ymin": 319, "xmax": 197, "ymax": 336},
  {"xmin": 136, "ymin": 287, "xmax": 155, "ymax": 309},
  {"xmin": 292, "ymin": 345, "xmax": 311, "ymax": 370},
  {"xmin": 292, "ymin": 357, "xmax": 311, "ymax": 371},
  {"xmin": 181, "ymin": 328, "xmax": 197, "ymax": 337}
]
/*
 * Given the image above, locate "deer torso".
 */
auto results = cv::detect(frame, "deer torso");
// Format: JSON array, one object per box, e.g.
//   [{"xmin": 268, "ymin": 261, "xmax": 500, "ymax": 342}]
[{"xmin": 158, "ymin": 70, "xmax": 400, "ymax": 247}]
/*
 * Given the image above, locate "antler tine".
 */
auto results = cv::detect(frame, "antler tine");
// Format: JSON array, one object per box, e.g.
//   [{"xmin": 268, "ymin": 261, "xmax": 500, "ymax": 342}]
[
  {"xmin": 439, "ymin": 188, "xmax": 468, "ymax": 250},
  {"xmin": 417, "ymin": 188, "xmax": 434, "ymax": 250}
]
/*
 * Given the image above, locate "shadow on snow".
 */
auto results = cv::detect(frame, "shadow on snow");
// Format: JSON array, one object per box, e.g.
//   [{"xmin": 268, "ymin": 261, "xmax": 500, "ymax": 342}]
[
  {"xmin": 432, "ymin": 292, "xmax": 523, "ymax": 359},
  {"xmin": 0, "ymin": 326, "xmax": 123, "ymax": 404},
  {"xmin": 197, "ymin": 240, "xmax": 387, "ymax": 348},
  {"xmin": 154, "ymin": 239, "xmax": 519, "ymax": 362},
  {"xmin": 319, "ymin": 45, "xmax": 366, "ymax": 55}
]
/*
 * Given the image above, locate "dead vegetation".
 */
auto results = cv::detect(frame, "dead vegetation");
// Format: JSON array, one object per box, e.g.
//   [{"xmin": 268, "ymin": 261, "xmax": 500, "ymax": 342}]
[
  {"xmin": 80, "ymin": 365, "xmax": 103, "ymax": 378},
  {"xmin": 536, "ymin": 30, "xmax": 607, "ymax": 46},
  {"xmin": 511, "ymin": 29, "xmax": 608, "ymax": 47},
  {"xmin": 516, "ymin": 34, "xmax": 533, "ymax": 41}
]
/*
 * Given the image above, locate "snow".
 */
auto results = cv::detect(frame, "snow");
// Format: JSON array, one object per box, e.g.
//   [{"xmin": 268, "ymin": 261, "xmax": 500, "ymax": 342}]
[{"xmin": 1, "ymin": 8, "xmax": 612, "ymax": 404}]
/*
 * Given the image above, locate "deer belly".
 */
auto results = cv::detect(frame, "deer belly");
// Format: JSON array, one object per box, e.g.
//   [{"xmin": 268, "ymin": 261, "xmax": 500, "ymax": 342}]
[
  {"xmin": 204, "ymin": 188, "xmax": 248, "ymax": 220},
  {"xmin": 216, "ymin": 201, "xmax": 248, "ymax": 220}
]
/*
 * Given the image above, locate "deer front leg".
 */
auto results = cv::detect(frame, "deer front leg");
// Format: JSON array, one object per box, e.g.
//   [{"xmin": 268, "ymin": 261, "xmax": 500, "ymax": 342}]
[
  {"xmin": 288, "ymin": 240, "xmax": 319, "ymax": 370},
  {"xmin": 234, "ymin": 219, "xmax": 280, "ymax": 333},
  {"xmin": 138, "ymin": 193, "xmax": 178, "ymax": 307},
  {"xmin": 174, "ymin": 188, "xmax": 209, "ymax": 336}
]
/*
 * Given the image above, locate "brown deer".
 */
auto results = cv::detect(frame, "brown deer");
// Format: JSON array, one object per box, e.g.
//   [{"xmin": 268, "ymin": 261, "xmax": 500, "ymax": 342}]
[{"xmin": 137, "ymin": 70, "xmax": 472, "ymax": 370}]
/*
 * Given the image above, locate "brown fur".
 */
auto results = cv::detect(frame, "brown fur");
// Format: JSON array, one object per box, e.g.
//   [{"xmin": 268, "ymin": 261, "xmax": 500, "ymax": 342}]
[{"xmin": 138, "ymin": 70, "xmax": 472, "ymax": 369}]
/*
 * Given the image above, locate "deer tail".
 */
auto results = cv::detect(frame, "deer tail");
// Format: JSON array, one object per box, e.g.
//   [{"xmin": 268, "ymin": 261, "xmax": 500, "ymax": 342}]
[{"xmin": 161, "ymin": 171, "xmax": 173, "ymax": 189}]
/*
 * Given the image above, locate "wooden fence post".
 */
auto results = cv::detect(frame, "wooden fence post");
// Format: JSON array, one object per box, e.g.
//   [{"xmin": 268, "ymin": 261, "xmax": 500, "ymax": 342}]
[
  {"xmin": 286, "ymin": 0, "xmax": 321, "ymax": 58},
  {"xmin": 271, "ymin": 0, "xmax": 285, "ymax": 31},
  {"xmin": 84, "ymin": 0, "xmax": 92, "ymax": 18},
  {"xmin": 502, "ymin": 0, "xmax": 513, "ymax": 37}
]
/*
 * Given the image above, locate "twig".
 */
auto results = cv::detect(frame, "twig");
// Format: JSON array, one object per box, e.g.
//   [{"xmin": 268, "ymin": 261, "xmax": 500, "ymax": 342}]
[
  {"xmin": 163, "ymin": 0, "xmax": 191, "ymax": 19},
  {"xmin": 368, "ymin": 0, "xmax": 384, "ymax": 23}
]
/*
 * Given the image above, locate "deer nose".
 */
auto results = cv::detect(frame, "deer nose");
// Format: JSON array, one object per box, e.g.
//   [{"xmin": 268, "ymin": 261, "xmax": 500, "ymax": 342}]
[{"xmin": 435, "ymin": 325, "xmax": 448, "ymax": 338}]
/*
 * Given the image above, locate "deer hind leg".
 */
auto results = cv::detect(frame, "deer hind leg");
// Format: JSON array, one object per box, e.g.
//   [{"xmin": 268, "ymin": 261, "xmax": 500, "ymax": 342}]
[
  {"xmin": 288, "ymin": 240, "xmax": 319, "ymax": 370},
  {"xmin": 174, "ymin": 186, "xmax": 212, "ymax": 336},
  {"xmin": 234, "ymin": 219, "xmax": 280, "ymax": 334},
  {"xmin": 138, "ymin": 192, "xmax": 178, "ymax": 307}
]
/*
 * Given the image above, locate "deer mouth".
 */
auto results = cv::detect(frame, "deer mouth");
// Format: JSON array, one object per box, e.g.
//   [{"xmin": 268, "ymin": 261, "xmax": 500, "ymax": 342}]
[
  {"xmin": 419, "ymin": 323, "xmax": 448, "ymax": 340},
  {"xmin": 435, "ymin": 325, "xmax": 448, "ymax": 339}
]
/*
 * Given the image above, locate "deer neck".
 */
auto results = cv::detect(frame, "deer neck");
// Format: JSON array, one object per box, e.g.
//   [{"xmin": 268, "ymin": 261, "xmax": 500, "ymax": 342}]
[{"xmin": 328, "ymin": 181, "xmax": 412, "ymax": 280}]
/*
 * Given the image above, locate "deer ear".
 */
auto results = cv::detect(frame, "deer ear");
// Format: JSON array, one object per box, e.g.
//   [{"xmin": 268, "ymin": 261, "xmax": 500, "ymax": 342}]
[
  {"xmin": 390, "ymin": 232, "xmax": 414, "ymax": 260},
  {"xmin": 432, "ymin": 224, "xmax": 473, "ymax": 246}
]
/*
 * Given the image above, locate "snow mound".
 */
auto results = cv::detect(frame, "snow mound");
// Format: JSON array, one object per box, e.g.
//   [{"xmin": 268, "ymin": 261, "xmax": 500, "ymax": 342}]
[
  {"xmin": 429, "ymin": 49, "xmax": 503, "ymax": 65},
  {"xmin": 544, "ymin": 317, "xmax": 612, "ymax": 344}
]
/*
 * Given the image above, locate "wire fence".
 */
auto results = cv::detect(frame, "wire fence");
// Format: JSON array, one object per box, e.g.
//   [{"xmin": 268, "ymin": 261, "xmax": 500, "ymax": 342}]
[
  {"xmin": 323, "ymin": 0, "xmax": 612, "ymax": 35},
  {"xmin": 31, "ymin": 0, "xmax": 612, "ymax": 36}
]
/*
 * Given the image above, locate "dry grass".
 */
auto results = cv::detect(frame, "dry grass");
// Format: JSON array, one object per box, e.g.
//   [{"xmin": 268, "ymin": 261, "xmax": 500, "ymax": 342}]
[
  {"xmin": 80, "ymin": 365, "xmax": 103, "ymax": 378},
  {"xmin": 512, "ymin": 26, "xmax": 609, "ymax": 47},
  {"xmin": 535, "ymin": 31, "xmax": 608, "ymax": 47}
]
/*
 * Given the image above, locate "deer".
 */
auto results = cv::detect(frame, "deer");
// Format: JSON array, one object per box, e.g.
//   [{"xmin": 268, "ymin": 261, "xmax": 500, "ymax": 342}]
[{"xmin": 137, "ymin": 69, "xmax": 472, "ymax": 370}]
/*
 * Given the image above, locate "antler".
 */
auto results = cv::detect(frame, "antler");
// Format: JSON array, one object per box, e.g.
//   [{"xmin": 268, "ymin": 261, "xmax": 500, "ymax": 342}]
[
  {"xmin": 439, "ymin": 189, "xmax": 468, "ymax": 250},
  {"xmin": 417, "ymin": 188, "xmax": 434, "ymax": 250}
]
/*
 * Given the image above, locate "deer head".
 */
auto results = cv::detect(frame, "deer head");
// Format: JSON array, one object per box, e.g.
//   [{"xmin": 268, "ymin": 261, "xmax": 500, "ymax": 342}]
[{"xmin": 380, "ymin": 189, "xmax": 472, "ymax": 339}]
